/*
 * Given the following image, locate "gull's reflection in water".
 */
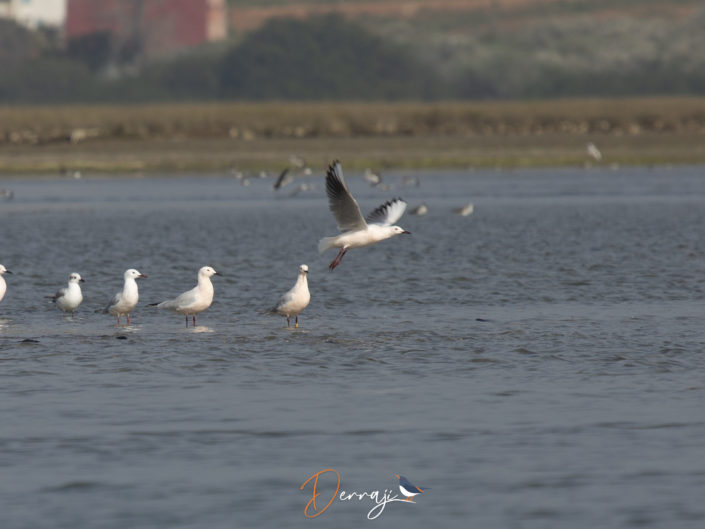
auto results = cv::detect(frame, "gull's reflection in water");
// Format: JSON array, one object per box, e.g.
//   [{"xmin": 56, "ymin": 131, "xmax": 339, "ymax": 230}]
[{"xmin": 189, "ymin": 325, "xmax": 214, "ymax": 334}]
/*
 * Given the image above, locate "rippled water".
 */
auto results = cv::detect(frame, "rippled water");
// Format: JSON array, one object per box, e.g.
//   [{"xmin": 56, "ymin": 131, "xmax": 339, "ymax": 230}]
[{"xmin": 1, "ymin": 167, "xmax": 704, "ymax": 528}]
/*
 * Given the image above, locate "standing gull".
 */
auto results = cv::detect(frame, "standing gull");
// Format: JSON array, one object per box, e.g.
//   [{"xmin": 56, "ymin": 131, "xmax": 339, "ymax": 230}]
[
  {"xmin": 319, "ymin": 160, "xmax": 411, "ymax": 271},
  {"xmin": 0, "ymin": 264, "xmax": 12, "ymax": 305},
  {"xmin": 273, "ymin": 264, "xmax": 310, "ymax": 328},
  {"xmin": 151, "ymin": 266, "xmax": 219, "ymax": 327},
  {"xmin": 363, "ymin": 168, "xmax": 382, "ymax": 187},
  {"xmin": 48, "ymin": 272, "xmax": 84, "ymax": 316},
  {"xmin": 453, "ymin": 202, "xmax": 474, "ymax": 216},
  {"xmin": 101, "ymin": 268, "xmax": 147, "ymax": 324},
  {"xmin": 410, "ymin": 203, "xmax": 428, "ymax": 216}
]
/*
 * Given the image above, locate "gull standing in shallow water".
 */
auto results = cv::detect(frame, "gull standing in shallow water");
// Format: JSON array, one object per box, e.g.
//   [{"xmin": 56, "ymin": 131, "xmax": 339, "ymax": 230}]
[
  {"xmin": 453, "ymin": 202, "xmax": 474, "ymax": 217},
  {"xmin": 151, "ymin": 266, "xmax": 219, "ymax": 327},
  {"xmin": 273, "ymin": 264, "xmax": 310, "ymax": 328},
  {"xmin": 101, "ymin": 268, "xmax": 147, "ymax": 324},
  {"xmin": 319, "ymin": 160, "xmax": 411, "ymax": 271},
  {"xmin": 48, "ymin": 272, "xmax": 84, "ymax": 317},
  {"xmin": 0, "ymin": 264, "xmax": 12, "ymax": 305}
]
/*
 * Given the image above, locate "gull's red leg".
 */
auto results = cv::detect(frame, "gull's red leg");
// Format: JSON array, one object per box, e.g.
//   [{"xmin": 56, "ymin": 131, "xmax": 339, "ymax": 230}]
[{"xmin": 329, "ymin": 247, "xmax": 348, "ymax": 271}]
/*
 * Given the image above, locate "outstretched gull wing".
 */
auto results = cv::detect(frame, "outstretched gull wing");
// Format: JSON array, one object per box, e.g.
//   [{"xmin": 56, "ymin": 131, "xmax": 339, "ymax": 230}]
[
  {"xmin": 325, "ymin": 160, "xmax": 367, "ymax": 232},
  {"xmin": 366, "ymin": 198, "xmax": 407, "ymax": 226}
]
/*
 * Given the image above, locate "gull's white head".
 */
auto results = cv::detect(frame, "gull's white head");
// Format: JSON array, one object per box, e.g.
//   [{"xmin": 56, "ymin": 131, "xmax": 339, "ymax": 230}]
[
  {"xmin": 125, "ymin": 268, "xmax": 147, "ymax": 280},
  {"xmin": 299, "ymin": 264, "xmax": 309, "ymax": 274},
  {"xmin": 391, "ymin": 225, "xmax": 411, "ymax": 236},
  {"xmin": 199, "ymin": 266, "xmax": 218, "ymax": 277},
  {"xmin": 0, "ymin": 264, "xmax": 10, "ymax": 275},
  {"xmin": 69, "ymin": 273, "xmax": 84, "ymax": 283}
]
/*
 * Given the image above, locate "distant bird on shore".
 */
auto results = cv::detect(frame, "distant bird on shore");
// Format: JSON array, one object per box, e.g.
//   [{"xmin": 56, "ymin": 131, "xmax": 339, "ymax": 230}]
[
  {"xmin": 453, "ymin": 202, "xmax": 474, "ymax": 216},
  {"xmin": 101, "ymin": 268, "xmax": 147, "ymax": 325},
  {"xmin": 401, "ymin": 175, "xmax": 421, "ymax": 187},
  {"xmin": 586, "ymin": 142, "xmax": 603, "ymax": 161},
  {"xmin": 289, "ymin": 182, "xmax": 314, "ymax": 197},
  {"xmin": 319, "ymin": 160, "xmax": 410, "ymax": 271},
  {"xmin": 150, "ymin": 266, "xmax": 218, "ymax": 327},
  {"xmin": 229, "ymin": 167, "xmax": 245, "ymax": 180},
  {"xmin": 289, "ymin": 154, "xmax": 311, "ymax": 174},
  {"xmin": 410, "ymin": 204, "xmax": 428, "ymax": 216},
  {"xmin": 363, "ymin": 168, "xmax": 382, "ymax": 186},
  {"xmin": 48, "ymin": 273, "xmax": 84, "ymax": 317},
  {"xmin": 0, "ymin": 265, "xmax": 12, "ymax": 305},
  {"xmin": 274, "ymin": 155, "xmax": 314, "ymax": 191},
  {"xmin": 0, "ymin": 189, "xmax": 13, "ymax": 200},
  {"xmin": 272, "ymin": 264, "xmax": 310, "ymax": 328}
]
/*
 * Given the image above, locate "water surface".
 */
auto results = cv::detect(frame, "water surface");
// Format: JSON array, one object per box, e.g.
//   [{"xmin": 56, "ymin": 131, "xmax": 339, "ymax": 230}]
[{"xmin": 1, "ymin": 167, "xmax": 704, "ymax": 528}]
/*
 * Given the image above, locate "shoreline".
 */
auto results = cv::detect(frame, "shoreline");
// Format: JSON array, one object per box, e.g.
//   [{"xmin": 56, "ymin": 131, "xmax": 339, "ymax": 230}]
[
  {"xmin": 2, "ymin": 98, "xmax": 704, "ymax": 174},
  {"xmin": 0, "ymin": 133, "xmax": 703, "ymax": 175}
]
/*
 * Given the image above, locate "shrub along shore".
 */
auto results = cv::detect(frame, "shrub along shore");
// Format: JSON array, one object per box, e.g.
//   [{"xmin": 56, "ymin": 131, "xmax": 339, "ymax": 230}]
[{"xmin": 1, "ymin": 98, "xmax": 704, "ymax": 173}]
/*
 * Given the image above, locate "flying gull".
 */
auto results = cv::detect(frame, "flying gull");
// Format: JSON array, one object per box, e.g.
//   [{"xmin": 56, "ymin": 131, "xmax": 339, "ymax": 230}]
[{"xmin": 319, "ymin": 160, "xmax": 410, "ymax": 271}]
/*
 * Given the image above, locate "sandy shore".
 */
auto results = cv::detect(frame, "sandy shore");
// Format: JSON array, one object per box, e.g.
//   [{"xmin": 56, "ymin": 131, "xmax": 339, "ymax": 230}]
[{"xmin": 1, "ymin": 99, "xmax": 704, "ymax": 174}]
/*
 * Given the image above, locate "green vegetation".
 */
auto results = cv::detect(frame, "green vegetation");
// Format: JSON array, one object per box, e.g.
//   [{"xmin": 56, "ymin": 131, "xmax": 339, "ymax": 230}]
[
  {"xmin": 220, "ymin": 16, "xmax": 434, "ymax": 100},
  {"xmin": 2, "ymin": 3, "xmax": 705, "ymax": 103}
]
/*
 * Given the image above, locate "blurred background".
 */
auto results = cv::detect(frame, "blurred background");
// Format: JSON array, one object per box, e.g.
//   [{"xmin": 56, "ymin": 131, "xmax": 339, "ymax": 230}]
[
  {"xmin": 3, "ymin": 0, "xmax": 705, "ymax": 102},
  {"xmin": 2, "ymin": 6, "xmax": 705, "ymax": 528},
  {"xmin": 1, "ymin": 0, "xmax": 705, "ymax": 171}
]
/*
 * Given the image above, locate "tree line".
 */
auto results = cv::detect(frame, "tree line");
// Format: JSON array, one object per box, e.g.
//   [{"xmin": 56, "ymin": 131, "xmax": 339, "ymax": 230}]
[{"xmin": 1, "ymin": 12, "xmax": 704, "ymax": 104}]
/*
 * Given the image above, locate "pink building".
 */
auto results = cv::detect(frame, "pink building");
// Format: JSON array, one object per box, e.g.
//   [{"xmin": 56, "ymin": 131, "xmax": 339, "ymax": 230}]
[{"xmin": 65, "ymin": 0, "xmax": 226, "ymax": 59}]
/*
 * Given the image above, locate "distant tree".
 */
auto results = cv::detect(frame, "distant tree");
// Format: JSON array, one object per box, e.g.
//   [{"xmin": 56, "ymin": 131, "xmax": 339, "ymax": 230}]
[
  {"xmin": 146, "ymin": 52, "xmax": 221, "ymax": 100},
  {"xmin": 452, "ymin": 69, "xmax": 499, "ymax": 99},
  {"xmin": 0, "ymin": 19, "xmax": 45, "ymax": 67},
  {"xmin": 0, "ymin": 58, "xmax": 97, "ymax": 103},
  {"xmin": 219, "ymin": 15, "xmax": 438, "ymax": 100},
  {"xmin": 67, "ymin": 32, "xmax": 113, "ymax": 72}
]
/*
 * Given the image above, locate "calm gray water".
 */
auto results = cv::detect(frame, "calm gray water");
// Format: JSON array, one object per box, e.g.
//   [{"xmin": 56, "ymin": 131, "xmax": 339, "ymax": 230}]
[{"xmin": 1, "ymin": 167, "xmax": 704, "ymax": 528}]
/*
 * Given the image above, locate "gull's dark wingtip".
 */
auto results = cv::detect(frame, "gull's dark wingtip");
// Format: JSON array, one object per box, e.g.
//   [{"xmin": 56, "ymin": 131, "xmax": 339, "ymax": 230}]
[
  {"xmin": 326, "ymin": 159, "xmax": 341, "ymax": 177},
  {"xmin": 272, "ymin": 167, "xmax": 290, "ymax": 190},
  {"xmin": 325, "ymin": 159, "xmax": 347, "ymax": 198}
]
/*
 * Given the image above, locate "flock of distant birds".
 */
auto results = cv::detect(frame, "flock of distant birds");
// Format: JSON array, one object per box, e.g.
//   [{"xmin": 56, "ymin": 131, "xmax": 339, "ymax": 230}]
[{"xmin": 1, "ymin": 143, "xmax": 606, "ymax": 328}]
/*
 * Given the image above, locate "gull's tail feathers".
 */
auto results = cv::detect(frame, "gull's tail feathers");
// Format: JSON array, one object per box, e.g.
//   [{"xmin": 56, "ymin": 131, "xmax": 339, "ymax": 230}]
[
  {"xmin": 318, "ymin": 236, "xmax": 337, "ymax": 254},
  {"xmin": 152, "ymin": 300, "xmax": 176, "ymax": 310}
]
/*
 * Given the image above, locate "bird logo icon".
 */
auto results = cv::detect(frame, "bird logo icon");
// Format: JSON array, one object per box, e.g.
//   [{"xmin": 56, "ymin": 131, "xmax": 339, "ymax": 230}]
[{"xmin": 395, "ymin": 474, "xmax": 427, "ymax": 502}]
